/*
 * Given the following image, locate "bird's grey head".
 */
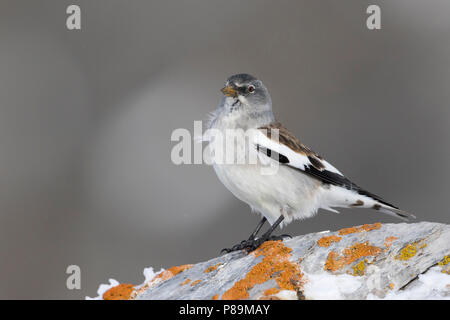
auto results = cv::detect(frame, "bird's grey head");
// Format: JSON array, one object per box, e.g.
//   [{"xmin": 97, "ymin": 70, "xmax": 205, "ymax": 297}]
[{"xmin": 220, "ymin": 73, "xmax": 272, "ymax": 109}]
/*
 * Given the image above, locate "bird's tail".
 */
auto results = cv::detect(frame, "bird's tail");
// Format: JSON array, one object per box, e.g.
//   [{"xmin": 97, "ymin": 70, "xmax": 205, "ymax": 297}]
[
  {"xmin": 375, "ymin": 203, "xmax": 416, "ymax": 221},
  {"xmin": 322, "ymin": 185, "xmax": 416, "ymax": 221},
  {"xmin": 350, "ymin": 184, "xmax": 416, "ymax": 221}
]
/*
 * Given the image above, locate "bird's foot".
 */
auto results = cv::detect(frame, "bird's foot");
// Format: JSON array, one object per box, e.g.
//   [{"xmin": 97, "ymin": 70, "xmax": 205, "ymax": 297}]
[
  {"xmin": 243, "ymin": 234, "xmax": 292, "ymax": 252},
  {"xmin": 220, "ymin": 234, "xmax": 292, "ymax": 254},
  {"xmin": 220, "ymin": 239, "xmax": 256, "ymax": 254}
]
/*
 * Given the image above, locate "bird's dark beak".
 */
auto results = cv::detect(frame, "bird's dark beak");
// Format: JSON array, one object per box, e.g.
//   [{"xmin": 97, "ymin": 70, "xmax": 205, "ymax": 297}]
[{"xmin": 221, "ymin": 85, "xmax": 238, "ymax": 97}]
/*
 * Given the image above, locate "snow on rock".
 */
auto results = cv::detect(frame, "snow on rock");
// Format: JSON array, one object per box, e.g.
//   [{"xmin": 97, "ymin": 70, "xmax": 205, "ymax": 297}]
[
  {"xmin": 86, "ymin": 279, "xmax": 120, "ymax": 300},
  {"xmin": 302, "ymin": 272, "xmax": 362, "ymax": 299},
  {"xmin": 141, "ymin": 267, "xmax": 164, "ymax": 285},
  {"xmin": 368, "ymin": 267, "xmax": 450, "ymax": 300},
  {"xmin": 90, "ymin": 222, "xmax": 450, "ymax": 300}
]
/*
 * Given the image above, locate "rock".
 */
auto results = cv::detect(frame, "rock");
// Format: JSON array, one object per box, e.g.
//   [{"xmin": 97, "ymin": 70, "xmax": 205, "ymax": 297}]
[{"xmin": 98, "ymin": 222, "xmax": 450, "ymax": 300}]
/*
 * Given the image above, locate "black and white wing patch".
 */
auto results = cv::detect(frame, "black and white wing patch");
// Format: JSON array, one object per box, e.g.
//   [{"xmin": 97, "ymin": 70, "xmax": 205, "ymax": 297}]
[{"xmin": 255, "ymin": 123, "xmax": 399, "ymax": 210}]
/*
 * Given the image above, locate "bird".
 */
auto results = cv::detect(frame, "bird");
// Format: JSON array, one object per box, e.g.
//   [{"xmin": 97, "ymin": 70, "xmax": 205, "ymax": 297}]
[{"xmin": 206, "ymin": 73, "xmax": 415, "ymax": 253}]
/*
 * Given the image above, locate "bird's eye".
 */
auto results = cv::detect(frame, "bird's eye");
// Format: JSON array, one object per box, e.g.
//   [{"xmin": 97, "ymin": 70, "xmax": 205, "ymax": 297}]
[{"xmin": 248, "ymin": 85, "xmax": 255, "ymax": 93}]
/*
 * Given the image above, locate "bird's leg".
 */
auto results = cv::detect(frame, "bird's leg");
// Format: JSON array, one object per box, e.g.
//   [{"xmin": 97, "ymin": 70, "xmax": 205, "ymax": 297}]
[
  {"xmin": 247, "ymin": 217, "xmax": 267, "ymax": 240},
  {"xmin": 256, "ymin": 215, "xmax": 284, "ymax": 240},
  {"xmin": 244, "ymin": 215, "xmax": 293, "ymax": 252},
  {"xmin": 220, "ymin": 217, "xmax": 267, "ymax": 254},
  {"xmin": 221, "ymin": 216, "xmax": 291, "ymax": 254}
]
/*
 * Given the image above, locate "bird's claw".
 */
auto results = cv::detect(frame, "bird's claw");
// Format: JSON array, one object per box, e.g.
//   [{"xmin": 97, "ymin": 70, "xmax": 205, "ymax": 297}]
[
  {"xmin": 220, "ymin": 234, "xmax": 292, "ymax": 254},
  {"xmin": 220, "ymin": 239, "xmax": 261, "ymax": 254}
]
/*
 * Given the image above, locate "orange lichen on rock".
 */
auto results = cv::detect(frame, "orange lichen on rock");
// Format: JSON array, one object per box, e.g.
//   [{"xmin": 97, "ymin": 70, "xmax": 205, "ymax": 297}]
[
  {"xmin": 263, "ymin": 287, "xmax": 280, "ymax": 296},
  {"xmin": 204, "ymin": 263, "xmax": 222, "ymax": 273},
  {"xmin": 156, "ymin": 264, "xmax": 193, "ymax": 281},
  {"xmin": 131, "ymin": 263, "xmax": 194, "ymax": 298},
  {"xmin": 180, "ymin": 278, "xmax": 191, "ymax": 286},
  {"xmin": 384, "ymin": 236, "xmax": 398, "ymax": 249},
  {"xmin": 212, "ymin": 294, "xmax": 219, "ymax": 300},
  {"xmin": 389, "ymin": 283, "xmax": 395, "ymax": 290},
  {"xmin": 317, "ymin": 235, "xmax": 342, "ymax": 247},
  {"xmin": 221, "ymin": 240, "xmax": 303, "ymax": 300},
  {"xmin": 338, "ymin": 223, "xmax": 382, "ymax": 236},
  {"xmin": 259, "ymin": 295, "xmax": 281, "ymax": 300},
  {"xmin": 324, "ymin": 251, "xmax": 341, "ymax": 272},
  {"xmin": 324, "ymin": 241, "xmax": 382, "ymax": 272},
  {"xmin": 191, "ymin": 279, "xmax": 202, "ymax": 286},
  {"xmin": 103, "ymin": 284, "xmax": 135, "ymax": 300}
]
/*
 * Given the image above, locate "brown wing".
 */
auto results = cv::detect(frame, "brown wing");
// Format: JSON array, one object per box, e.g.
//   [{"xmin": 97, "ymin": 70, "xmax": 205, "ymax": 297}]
[
  {"xmin": 258, "ymin": 122, "xmax": 325, "ymax": 171},
  {"xmin": 256, "ymin": 122, "xmax": 397, "ymax": 209}
]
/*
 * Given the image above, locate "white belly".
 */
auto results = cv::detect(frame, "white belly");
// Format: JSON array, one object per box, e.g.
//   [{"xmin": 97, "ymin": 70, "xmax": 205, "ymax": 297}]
[
  {"xmin": 213, "ymin": 162, "xmax": 322, "ymax": 226},
  {"xmin": 208, "ymin": 109, "xmax": 323, "ymax": 227}
]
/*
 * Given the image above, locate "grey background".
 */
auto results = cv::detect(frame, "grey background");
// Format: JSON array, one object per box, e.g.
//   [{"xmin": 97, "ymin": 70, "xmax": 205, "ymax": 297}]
[{"xmin": 0, "ymin": 0, "xmax": 449, "ymax": 299}]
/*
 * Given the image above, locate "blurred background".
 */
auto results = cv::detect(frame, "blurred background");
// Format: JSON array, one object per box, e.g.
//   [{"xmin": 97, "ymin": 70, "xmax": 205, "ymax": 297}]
[{"xmin": 0, "ymin": 0, "xmax": 449, "ymax": 299}]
